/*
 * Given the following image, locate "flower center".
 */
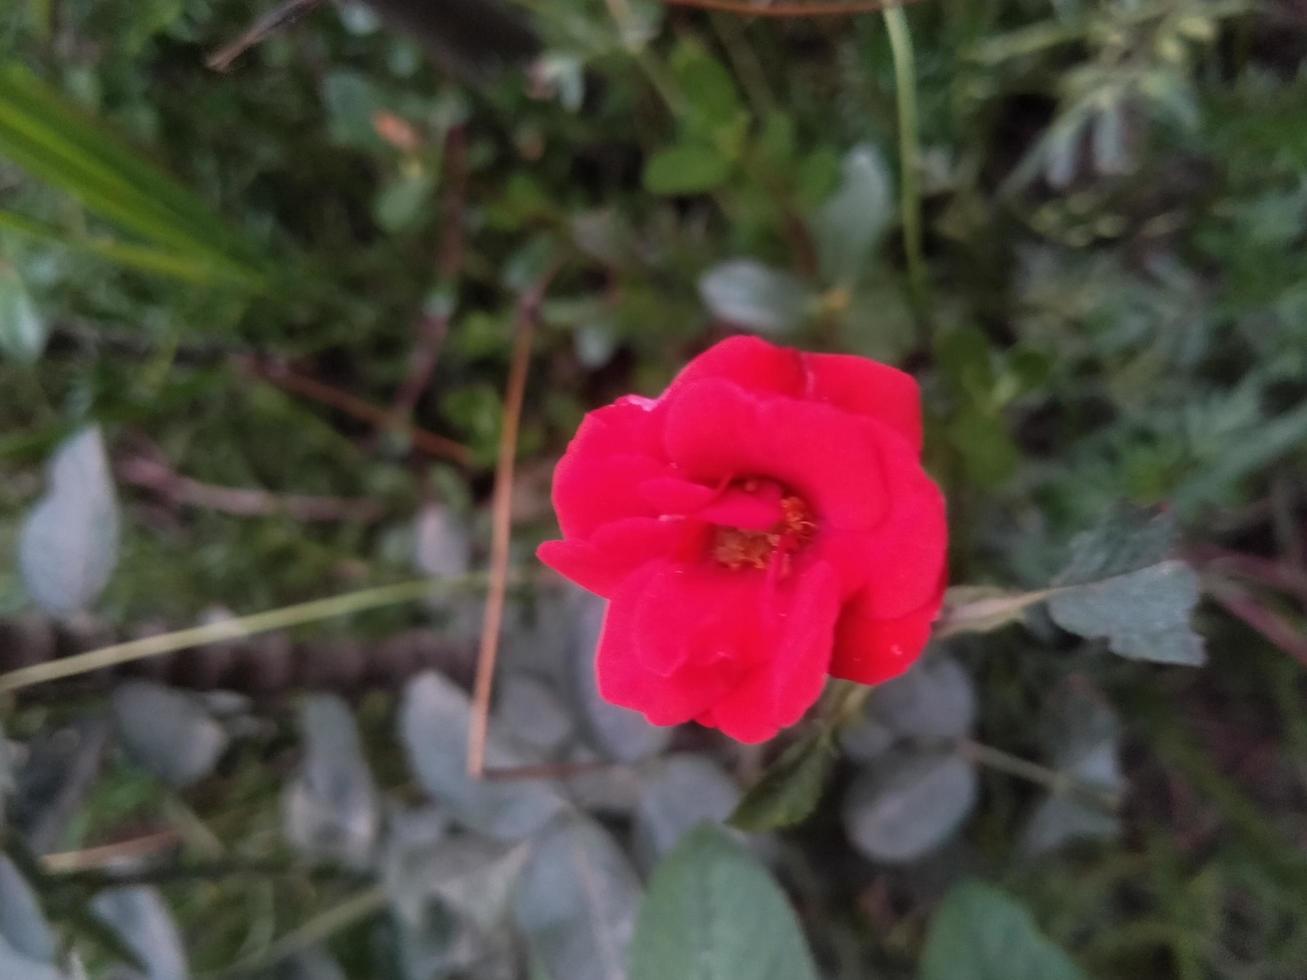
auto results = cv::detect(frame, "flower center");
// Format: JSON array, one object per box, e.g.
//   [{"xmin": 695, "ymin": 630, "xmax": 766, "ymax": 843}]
[{"xmin": 710, "ymin": 491, "xmax": 816, "ymax": 573}]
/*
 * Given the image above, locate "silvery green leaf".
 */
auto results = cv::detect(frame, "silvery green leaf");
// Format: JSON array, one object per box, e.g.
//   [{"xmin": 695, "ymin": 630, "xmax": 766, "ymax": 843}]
[
  {"xmin": 413, "ymin": 504, "xmax": 471, "ymax": 579},
  {"xmin": 282, "ymin": 695, "xmax": 379, "ymax": 867},
  {"xmin": 633, "ymin": 755, "xmax": 740, "ymax": 870},
  {"xmin": 0, "ymin": 854, "xmax": 57, "ymax": 965},
  {"xmin": 495, "ymin": 675, "xmax": 574, "ymax": 756},
  {"xmin": 872, "ymin": 654, "xmax": 977, "ymax": 740},
  {"xmin": 1053, "ymin": 505, "xmax": 1177, "ymax": 587},
  {"xmin": 276, "ymin": 948, "xmax": 347, "ymax": 980},
  {"xmin": 567, "ymin": 593, "xmax": 671, "ymax": 763},
  {"xmin": 400, "ymin": 672, "xmax": 566, "ymax": 840},
  {"xmin": 111, "ymin": 682, "xmax": 228, "ymax": 789},
  {"xmin": 90, "ymin": 887, "xmax": 187, "ymax": 980},
  {"xmin": 842, "ymin": 749, "xmax": 978, "ymax": 863},
  {"xmin": 513, "ymin": 816, "xmax": 641, "ymax": 980},
  {"xmin": 698, "ymin": 260, "xmax": 811, "ymax": 335},
  {"xmin": 0, "ymin": 938, "xmax": 64, "ymax": 980},
  {"xmin": 839, "ymin": 711, "xmax": 895, "ymax": 764},
  {"xmin": 19, "ymin": 426, "xmax": 120, "ymax": 615},
  {"xmin": 0, "ymin": 265, "xmax": 47, "ymax": 363},
  {"xmin": 628, "ymin": 826, "xmax": 818, "ymax": 980},
  {"xmin": 385, "ymin": 833, "xmax": 530, "ymax": 934},
  {"xmin": 1048, "ymin": 560, "xmax": 1204, "ymax": 665},
  {"xmin": 813, "ymin": 144, "xmax": 893, "ymax": 288}
]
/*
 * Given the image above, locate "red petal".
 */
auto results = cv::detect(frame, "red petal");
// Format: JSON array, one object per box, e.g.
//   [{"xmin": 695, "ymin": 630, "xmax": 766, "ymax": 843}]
[
  {"xmin": 828, "ymin": 592, "xmax": 942, "ymax": 685},
  {"xmin": 663, "ymin": 379, "xmax": 888, "ymax": 531},
  {"xmin": 703, "ymin": 562, "xmax": 839, "ymax": 742},
  {"xmin": 694, "ymin": 482, "xmax": 783, "ymax": 530},
  {"xmin": 536, "ymin": 518, "xmax": 691, "ymax": 597},
  {"xmin": 638, "ymin": 476, "xmax": 718, "ymax": 514},
  {"xmin": 595, "ymin": 562, "xmax": 747, "ymax": 726},
  {"xmin": 666, "ymin": 335, "xmax": 805, "ymax": 398},
  {"xmin": 802, "ymin": 352, "xmax": 924, "ymax": 452}
]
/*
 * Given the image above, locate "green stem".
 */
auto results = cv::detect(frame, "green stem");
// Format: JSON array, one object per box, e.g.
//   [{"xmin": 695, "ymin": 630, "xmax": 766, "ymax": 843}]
[
  {"xmin": 960, "ymin": 738, "xmax": 1121, "ymax": 811},
  {"xmin": 883, "ymin": 4, "xmax": 929, "ymax": 319},
  {"xmin": 0, "ymin": 575, "xmax": 490, "ymax": 693},
  {"xmin": 204, "ymin": 886, "xmax": 388, "ymax": 979}
]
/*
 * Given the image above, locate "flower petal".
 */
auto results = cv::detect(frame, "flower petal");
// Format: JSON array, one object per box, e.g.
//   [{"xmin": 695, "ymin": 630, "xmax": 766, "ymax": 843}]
[
  {"xmin": 537, "ymin": 518, "xmax": 695, "ymax": 597},
  {"xmin": 666, "ymin": 335, "xmax": 805, "ymax": 398},
  {"xmin": 802, "ymin": 351, "xmax": 924, "ymax": 451},
  {"xmin": 828, "ymin": 592, "xmax": 942, "ymax": 685},
  {"xmin": 663, "ymin": 379, "xmax": 888, "ymax": 531}
]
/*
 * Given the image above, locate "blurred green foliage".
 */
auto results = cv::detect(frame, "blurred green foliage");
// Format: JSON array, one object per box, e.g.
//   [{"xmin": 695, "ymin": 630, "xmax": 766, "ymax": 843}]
[{"xmin": 2, "ymin": 0, "xmax": 1307, "ymax": 977}]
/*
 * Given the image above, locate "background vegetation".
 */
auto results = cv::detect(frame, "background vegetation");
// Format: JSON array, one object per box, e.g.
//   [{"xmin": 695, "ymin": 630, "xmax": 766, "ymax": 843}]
[{"xmin": 1, "ymin": 0, "xmax": 1306, "ymax": 977}]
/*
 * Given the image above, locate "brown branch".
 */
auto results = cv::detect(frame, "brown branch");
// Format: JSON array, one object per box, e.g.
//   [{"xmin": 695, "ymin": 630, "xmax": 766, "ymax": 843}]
[
  {"xmin": 1206, "ymin": 579, "xmax": 1307, "ymax": 668},
  {"xmin": 660, "ymin": 0, "xmax": 927, "ymax": 18},
  {"xmin": 119, "ymin": 449, "xmax": 385, "ymax": 523},
  {"xmin": 1187, "ymin": 546, "xmax": 1307, "ymax": 604},
  {"xmin": 390, "ymin": 126, "xmax": 468, "ymax": 419},
  {"xmin": 482, "ymin": 759, "xmax": 618, "ymax": 782},
  {"xmin": 207, "ymin": 0, "xmax": 325, "ymax": 72},
  {"xmin": 236, "ymin": 356, "xmax": 472, "ymax": 466},
  {"xmin": 42, "ymin": 831, "xmax": 181, "ymax": 874},
  {"xmin": 467, "ymin": 264, "xmax": 559, "ymax": 778}
]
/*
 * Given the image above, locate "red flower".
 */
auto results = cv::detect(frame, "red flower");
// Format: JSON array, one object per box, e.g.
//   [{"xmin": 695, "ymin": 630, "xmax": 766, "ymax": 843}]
[{"xmin": 538, "ymin": 336, "xmax": 947, "ymax": 743}]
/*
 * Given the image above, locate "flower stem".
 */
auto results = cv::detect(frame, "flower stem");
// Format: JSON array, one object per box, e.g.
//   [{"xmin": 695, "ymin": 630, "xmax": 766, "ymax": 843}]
[
  {"xmin": 883, "ymin": 3, "xmax": 929, "ymax": 319},
  {"xmin": 960, "ymin": 738, "xmax": 1122, "ymax": 811},
  {"xmin": 0, "ymin": 576, "xmax": 488, "ymax": 694}
]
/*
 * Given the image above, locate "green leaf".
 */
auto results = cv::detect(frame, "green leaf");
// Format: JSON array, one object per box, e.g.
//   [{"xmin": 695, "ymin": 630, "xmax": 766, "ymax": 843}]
[
  {"xmin": 0, "ymin": 264, "xmax": 46, "ymax": 363},
  {"xmin": 629, "ymin": 826, "xmax": 819, "ymax": 980},
  {"xmin": 643, "ymin": 143, "xmax": 732, "ymax": 196},
  {"xmin": 513, "ymin": 816, "xmax": 642, "ymax": 980},
  {"xmin": 668, "ymin": 39, "xmax": 744, "ymax": 141},
  {"xmin": 1048, "ymin": 559, "xmax": 1205, "ymax": 665},
  {"xmin": 921, "ymin": 881, "xmax": 1086, "ymax": 980},
  {"xmin": 19, "ymin": 425, "xmax": 121, "ymax": 615},
  {"xmin": 729, "ymin": 730, "xmax": 835, "ymax": 832},
  {"xmin": 813, "ymin": 143, "xmax": 893, "ymax": 288},
  {"xmin": 0, "ymin": 66, "xmax": 261, "ymax": 282},
  {"xmin": 842, "ymin": 749, "xmax": 978, "ymax": 863},
  {"xmin": 374, "ymin": 168, "xmax": 436, "ymax": 233},
  {"xmin": 1052, "ymin": 504, "xmax": 1177, "ymax": 587},
  {"xmin": 698, "ymin": 260, "xmax": 812, "ymax": 334},
  {"xmin": 111, "ymin": 681, "xmax": 229, "ymax": 789}
]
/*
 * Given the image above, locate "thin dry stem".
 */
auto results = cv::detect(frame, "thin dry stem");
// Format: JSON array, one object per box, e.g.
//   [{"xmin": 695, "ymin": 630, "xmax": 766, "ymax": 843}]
[
  {"xmin": 467, "ymin": 266, "xmax": 559, "ymax": 778},
  {"xmin": 206, "ymin": 0, "xmax": 324, "ymax": 71},
  {"xmin": 238, "ymin": 356, "xmax": 472, "ymax": 465}
]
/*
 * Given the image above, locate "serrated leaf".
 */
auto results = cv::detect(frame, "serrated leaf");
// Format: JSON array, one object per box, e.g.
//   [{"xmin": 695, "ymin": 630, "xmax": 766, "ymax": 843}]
[
  {"xmin": 567, "ymin": 593, "xmax": 671, "ymax": 764},
  {"xmin": 513, "ymin": 816, "xmax": 641, "ymax": 980},
  {"xmin": 111, "ymin": 682, "xmax": 228, "ymax": 789},
  {"xmin": 629, "ymin": 826, "xmax": 819, "ymax": 980},
  {"xmin": 729, "ymin": 730, "xmax": 835, "ymax": 832},
  {"xmin": 872, "ymin": 654, "xmax": 977, "ymax": 740},
  {"xmin": 1048, "ymin": 560, "xmax": 1205, "ymax": 665},
  {"xmin": 282, "ymin": 694, "xmax": 379, "ymax": 867},
  {"xmin": 842, "ymin": 749, "xmax": 978, "ymax": 863},
  {"xmin": 0, "ymin": 854, "xmax": 57, "ymax": 965},
  {"xmin": 632, "ymin": 755, "xmax": 740, "ymax": 870},
  {"xmin": 91, "ymin": 887, "xmax": 188, "ymax": 980},
  {"xmin": 19, "ymin": 425, "xmax": 121, "ymax": 615},
  {"xmin": 698, "ymin": 260, "xmax": 812, "ymax": 335},
  {"xmin": 399, "ymin": 672, "xmax": 565, "ymax": 840},
  {"xmin": 643, "ymin": 143, "xmax": 731, "ymax": 196},
  {"xmin": 0, "ymin": 264, "xmax": 47, "ymax": 363},
  {"xmin": 921, "ymin": 881, "xmax": 1086, "ymax": 980},
  {"xmin": 1053, "ymin": 505, "xmax": 1176, "ymax": 587},
  {"xmin": 813, "ymin": 143, "xmax": 893, "ymax": 288}
]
